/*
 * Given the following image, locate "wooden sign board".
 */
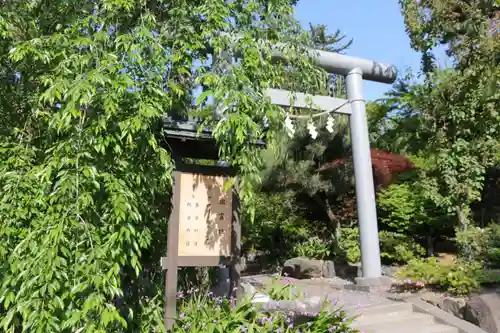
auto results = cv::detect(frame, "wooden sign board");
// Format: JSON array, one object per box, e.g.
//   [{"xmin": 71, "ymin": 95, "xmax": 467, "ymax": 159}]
[
  {"xmin": 178, "ymin": 172, "xmax": 233, "ymax": 257},
  {"xmin": 162, "ymin": 163, "xmax": 241, "ymax": 330}
]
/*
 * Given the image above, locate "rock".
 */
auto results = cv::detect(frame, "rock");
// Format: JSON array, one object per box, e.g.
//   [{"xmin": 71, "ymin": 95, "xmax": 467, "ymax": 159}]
[
  {"xmin": 258, "ymin": 296, "xmax": 324, "ymax": 325},
  {"xmin": 322, "ymin": 260, "xmax": 336, "ymax": 278},
  {"xmin": 381, "ymin": 265, "xmax": 400, "ymax": 278},
  {"xmin": 420, "ymin": 292, "xmax": 467, "ymax": 319},
  {"xmin": 251, "ymin": 292, "xmax": 271, "ymax": 304},
  {"xmin": 334, "ymin": 263, "xmax": 359, "ymax": 279},
  {"xmin": 283, "ymin": 257, "xmax": 320, "ymax": 279},
  {"xmin": 260, "ymin": 296, "xmax": 324, "ymax": 313},
  {"xmin": 421, "ymin": 292, "xmax": 443, "ymax": 308},
  {"xmin": 441, "ymin": 297, "xmax": 465, "ymax": 319},
  {"xmin": 283, "ymin": 257, "xmax": 336, "ymax": 279},
  {"xmin": 355, "ymin": 264, "xmax": 399, "ymax": 278},
  {"xmin": 464, "ymin": 289, "xmax": 500, "ymax": 333},
  {"xmin": 240, "ymin": 282, "xmax": 257, "ymax": 297},
  {"xmin": 245, "ymin": 251, "xmax": 258, "ymax": 262}
]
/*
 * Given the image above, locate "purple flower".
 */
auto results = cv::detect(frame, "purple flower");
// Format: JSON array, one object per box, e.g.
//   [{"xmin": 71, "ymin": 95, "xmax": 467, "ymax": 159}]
[{"xmin": 259, "ymin": 317, "xmax": 272, "ymax": 325}]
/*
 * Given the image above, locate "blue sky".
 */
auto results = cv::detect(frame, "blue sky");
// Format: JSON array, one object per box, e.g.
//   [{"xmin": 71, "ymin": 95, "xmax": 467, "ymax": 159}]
[{"xmin": 295, "ymin": 0, "xmax": 422, "ymax": 101}]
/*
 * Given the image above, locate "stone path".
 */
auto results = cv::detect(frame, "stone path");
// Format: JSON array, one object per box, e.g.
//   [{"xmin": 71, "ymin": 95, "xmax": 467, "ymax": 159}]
[
  {"xmin": 241, "ymin": 274, "xmax": 394, "ymax": 309},
  {"xmin": 241, "ymin": 274, "xmax": 485, "ymax": 333}
]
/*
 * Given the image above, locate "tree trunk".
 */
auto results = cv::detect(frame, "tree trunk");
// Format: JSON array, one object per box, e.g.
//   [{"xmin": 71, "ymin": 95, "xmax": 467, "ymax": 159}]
[
  {"xmin": 456, "ymin": 203, "xmax": 473, "ymax": 261},
  {"xmin": 325, "ymin": 198, "xmax": 341, "ymax": 240},
  {"xmin": 426, "ymin": 234, "xmax": 435, "ymax": 257},
  {"xmin": 456, "ymin": 204, "xmax": 468, "ymax": 232},
  {"xmin": 314, "ymin": 194, "xmax": 340, "ymax": 240}
]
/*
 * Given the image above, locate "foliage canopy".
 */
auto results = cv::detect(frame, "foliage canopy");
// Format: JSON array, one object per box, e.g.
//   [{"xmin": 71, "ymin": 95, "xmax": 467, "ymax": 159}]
[{"xmin": 0, "ymin": 0, "xmax": 327, "ymax": 331}]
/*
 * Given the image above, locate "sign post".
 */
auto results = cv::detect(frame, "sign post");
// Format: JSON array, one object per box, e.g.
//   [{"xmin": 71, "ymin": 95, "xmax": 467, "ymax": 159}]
[{"xmin": 162, "ymin": 163, "xmax": 241, "ymax": 330}]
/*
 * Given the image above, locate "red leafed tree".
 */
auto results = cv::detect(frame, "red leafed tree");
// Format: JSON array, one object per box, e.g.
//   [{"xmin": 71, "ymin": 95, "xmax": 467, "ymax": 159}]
[{"xmin": 318, "ymin": 149, "xmax": 416, "ymax": 190}]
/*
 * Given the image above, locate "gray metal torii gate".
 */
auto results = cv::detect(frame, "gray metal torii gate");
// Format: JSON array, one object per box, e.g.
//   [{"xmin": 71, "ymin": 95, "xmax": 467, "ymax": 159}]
[
  {"xmin": 164, "ymin": 45, "xmax": 397, "ymax": 287},
  {"xmin": 264, "ymin": 49, "xmax": 397, "ymax": 285}
]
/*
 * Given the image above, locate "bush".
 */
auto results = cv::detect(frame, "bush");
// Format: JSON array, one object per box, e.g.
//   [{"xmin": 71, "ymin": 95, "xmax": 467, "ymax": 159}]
[
  {"xmin": 242, "ymin": 191, "xmax": 311, "ymax": 264},
  {"xmin": 485, "ymin": 224, "xmax": 500, "ymax": 267},
  {"xmin": 377, "ymin": 182, "xmax": 454, "ymax": 257},
  {"xmin": 397, "ymin": 257, "xmax": 481, "ymax": 295},
  {"xmin": 173, "ymin": 291, "xmax": 358, "ymax": 333},
  {"xmin": 377, "ymin": 183, "xmax": 422, "ymax": 233},
  {"xmin": 379, "ymin": 231, "xmax": 426, "ymax": 264},
  {"xmin": 293, "ymin": 236, "xmax": 332, "ymax": 260},
  {"xmin": 456, "ymin": 224, "xmax": 500, "ymax": 267},
  {"xmin": 333, "ymin": 228, "xmax": 425, "ymax": 265},
  {"xmin": 336, "ymin": 227, "xmax": 361, "ymax": 263},
  {"xmin": 456, "ymin": 226, "xmax": 489, "ymax": 263}
]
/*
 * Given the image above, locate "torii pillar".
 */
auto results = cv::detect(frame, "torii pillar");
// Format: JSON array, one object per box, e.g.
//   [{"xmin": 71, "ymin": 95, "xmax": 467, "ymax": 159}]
[{"xmin": 270, "ymin": 49, "xmax": 397, "ymax": 288}]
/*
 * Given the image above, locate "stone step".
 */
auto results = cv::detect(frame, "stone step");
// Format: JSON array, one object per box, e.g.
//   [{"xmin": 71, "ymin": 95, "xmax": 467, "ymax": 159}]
[
  {"xmin": 352, "ymin": 312, "xmax": 435, "ymax": 331},
  {"xmin": 343, "ymin": 301, "xmax": 461, "ymax": 333},
  {"xmin": 342, "ymin": 301, "xmax": 414, "ymax": 316},
  {"xmin": 365, "ymin": 323, "xmax": 460, "ymax": 333}
]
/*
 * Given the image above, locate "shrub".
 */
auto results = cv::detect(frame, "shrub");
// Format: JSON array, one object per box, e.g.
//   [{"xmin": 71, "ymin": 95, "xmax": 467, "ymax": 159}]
[
  {"xmin": 379, "ymin": 231, "xmax": 426, "ymax": 264},
  {"xmin": 377, "ymin": 182, "xmax": 454, "ymax": 256},
  {"xmin": 336, "ymin": 227, "xmax": 361, "ymax": 264},
  {"xmin": 456, "ymin": 224, "xmax": 500, "ymax": 267},
  {"xmin": 485, "ymin": 224, "xmax": 500, "ymax": 267},
  {"xmin": 173, "ymin": 292, "xmax": 358, "ymax": 333},
  {"xmin": 334, "ymin": 228, "xmax": 425, "ymax": 265},
  {"xmin": 397, "ymin": 257, "xmax": 481, "ymax": 295},
  {"xmin": 377, "ymin": 183, "xmax": 422, "ymax": 233},
  {"xmin": 455, "ymin": 226, "xmax": 489, "ymax": 263},
  {"xmin": 242, "ymin": 191, "xmax": 311, "ymax": 264},
  {"xmin": 293, "ymin": 236, "xmax": 332, "ymax": 260}
]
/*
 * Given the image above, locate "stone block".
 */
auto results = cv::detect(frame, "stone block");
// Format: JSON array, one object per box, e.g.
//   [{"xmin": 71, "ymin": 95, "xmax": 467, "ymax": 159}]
[
  {"xmin": 464, "ymin": 289, "xmax": 500, "ymax": 333},
  {"xmin": 283, "ymin": 257, "xmax": 336, "ymax": 279}
]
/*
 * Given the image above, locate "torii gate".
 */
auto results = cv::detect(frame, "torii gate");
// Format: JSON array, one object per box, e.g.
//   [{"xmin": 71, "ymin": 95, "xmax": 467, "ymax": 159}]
[
  {"xmin": 264, "ymin": 48, "xmax": 397, "ymax": 286},
  {"xmin": 164, "ymin": 45, "xmax": 397, "ymax": 288}
]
